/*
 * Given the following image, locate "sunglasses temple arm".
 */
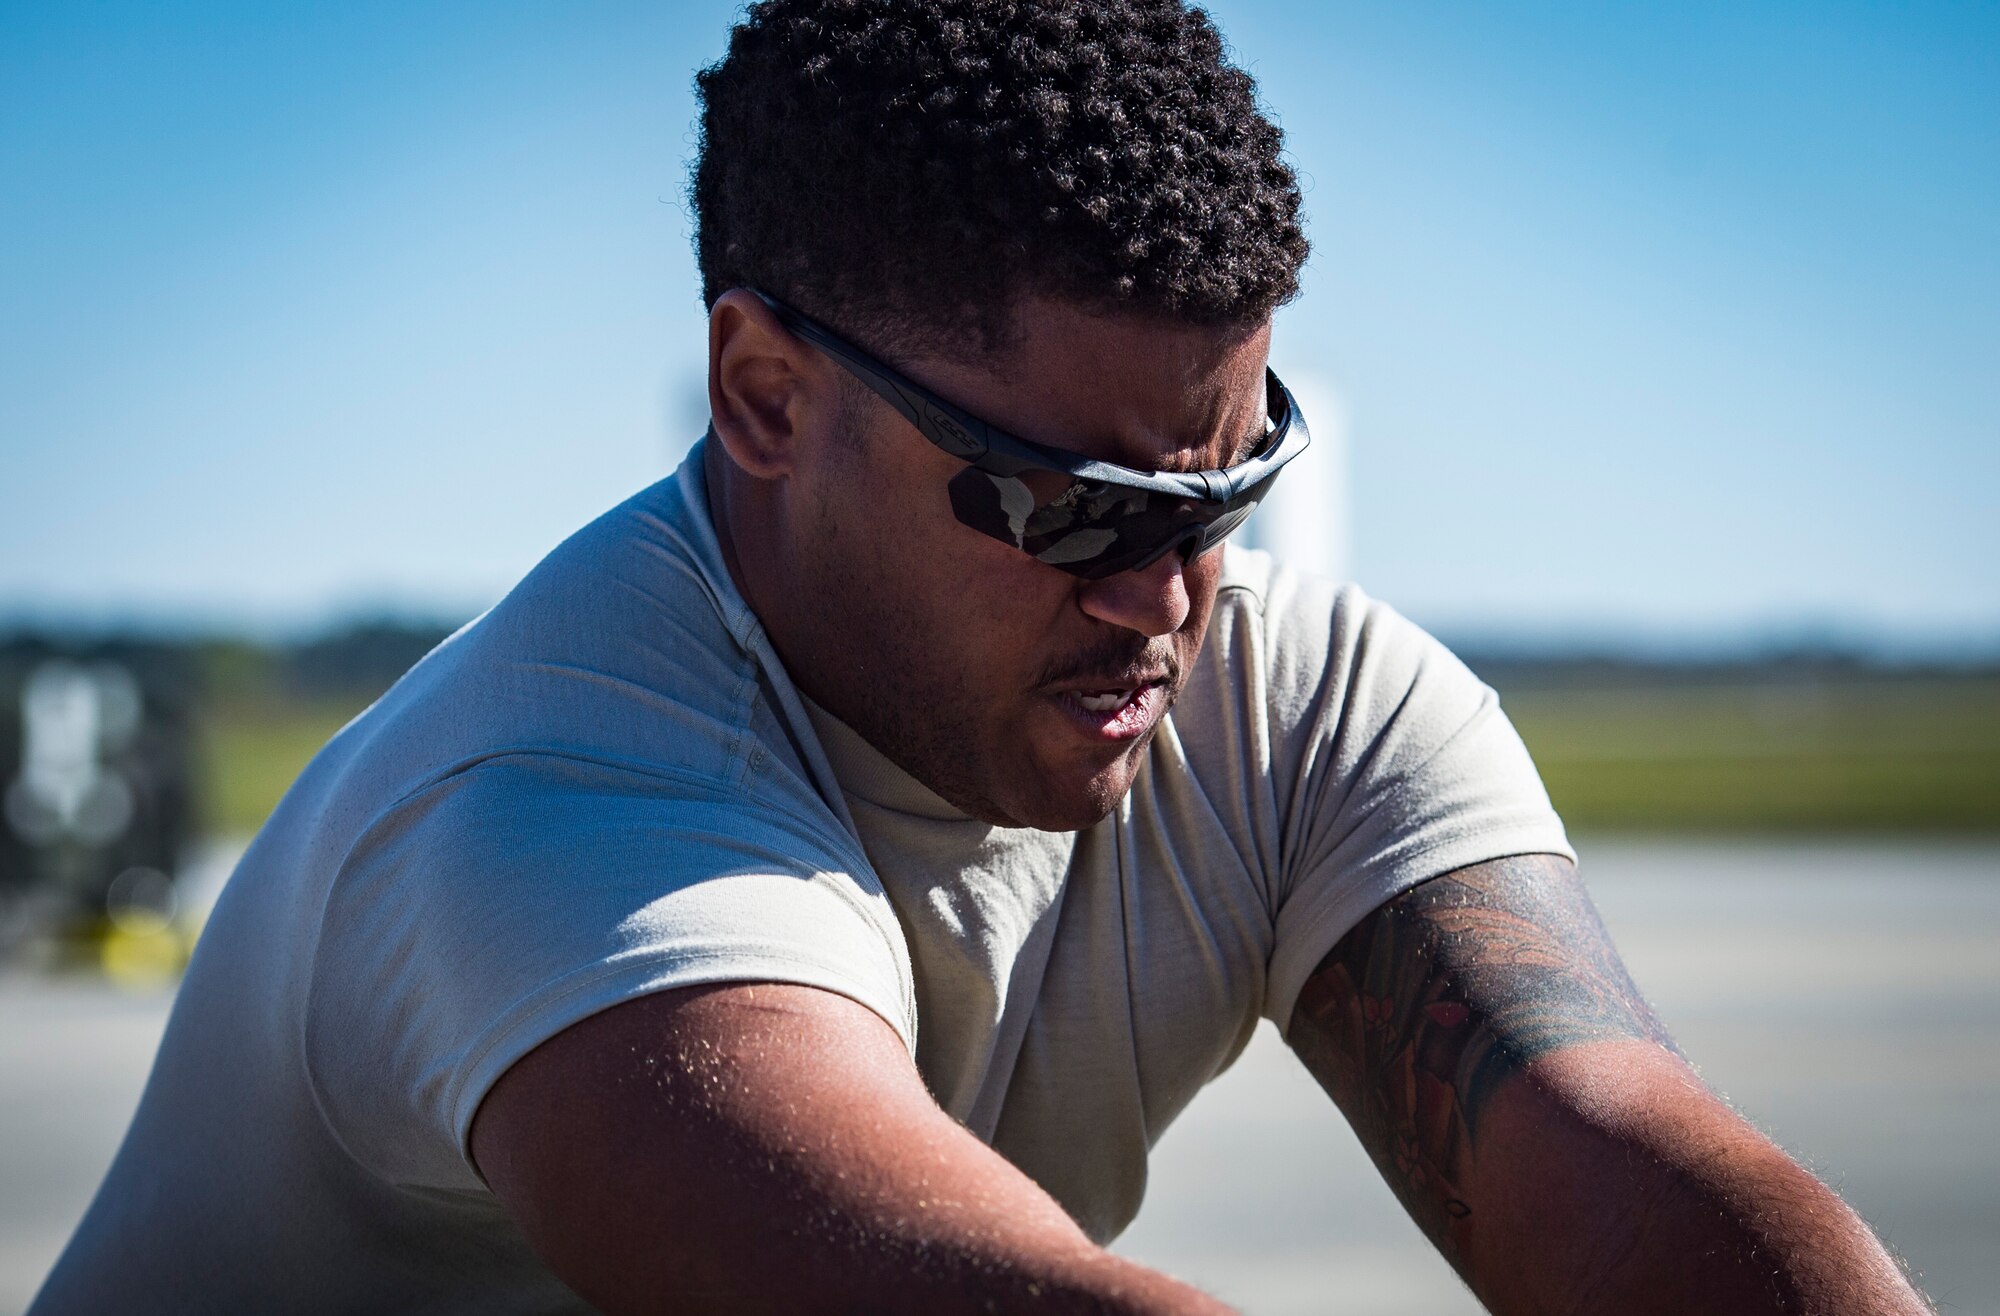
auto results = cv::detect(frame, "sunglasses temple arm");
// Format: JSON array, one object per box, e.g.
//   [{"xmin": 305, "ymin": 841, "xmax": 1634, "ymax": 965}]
[{"xmin": 746, "ymin": 291, "xmax": 926, "ymax": 431}]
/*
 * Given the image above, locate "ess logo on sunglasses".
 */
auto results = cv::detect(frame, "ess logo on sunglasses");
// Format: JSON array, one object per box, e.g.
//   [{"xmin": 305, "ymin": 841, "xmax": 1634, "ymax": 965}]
[{"xmin": 921, "ymin": 405, "xmax": 984, "ymax": 459}]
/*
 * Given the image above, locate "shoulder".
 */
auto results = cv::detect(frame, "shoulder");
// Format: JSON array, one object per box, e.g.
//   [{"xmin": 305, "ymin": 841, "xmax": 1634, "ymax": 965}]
[
  {"xmin": 1193, "ymin": 545, "xmax": 1465, "ymax": 745},
  {"xmin": 347, "ymin": 751, "xmax": 870, "ymax": 882},
  {"xmin": 329, "ymin": 465, "xmax": 781, "ymax": 810},
  {"xmin": 303, "ymin": 753, "xmax": 916, "ymax": 1181},
  {"xmin": 1176, "ymin": 548, "xmax": 1573, "ymax": 983},
  {"xmin": 1209, "ymin": 546, "xmax": 1425, "ymax": 671},
  {"xmin": 316, "ymin": 753, "xmax": 895, "ymax": 993}
]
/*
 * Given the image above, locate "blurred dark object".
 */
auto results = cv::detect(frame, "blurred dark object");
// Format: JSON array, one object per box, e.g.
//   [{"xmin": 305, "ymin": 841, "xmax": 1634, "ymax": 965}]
[
  {"xmin": 0, "ymin": 638, "xmax": 199, "ymax": 956},
  {"xmin": 0, "ymin": 618, "xmax": 457, "ymax": 960}
]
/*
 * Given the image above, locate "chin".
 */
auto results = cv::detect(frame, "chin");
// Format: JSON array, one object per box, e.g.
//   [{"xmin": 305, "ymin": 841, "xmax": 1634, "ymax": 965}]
[{"xmin": 974, "ymin": 749, "xmax": 1144, "ymax": 833}]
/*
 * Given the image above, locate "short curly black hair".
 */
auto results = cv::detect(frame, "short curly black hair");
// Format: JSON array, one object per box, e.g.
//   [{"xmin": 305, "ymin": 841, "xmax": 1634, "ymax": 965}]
[{"xmin": 691, "ymin": 0, "xmax": 1308, "ymax": 357}]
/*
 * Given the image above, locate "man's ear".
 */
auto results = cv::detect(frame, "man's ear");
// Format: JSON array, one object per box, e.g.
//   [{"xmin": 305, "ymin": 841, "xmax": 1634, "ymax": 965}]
[{"xmin": 707, "ymin": 288, "xmax": 830, "ymax": 480}]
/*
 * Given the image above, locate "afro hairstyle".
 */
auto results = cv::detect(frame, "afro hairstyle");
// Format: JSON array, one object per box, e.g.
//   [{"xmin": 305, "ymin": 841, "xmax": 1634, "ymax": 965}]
[{"xmin": 690, "ymin": 0, "xmax": 1309, "ymax": 358}]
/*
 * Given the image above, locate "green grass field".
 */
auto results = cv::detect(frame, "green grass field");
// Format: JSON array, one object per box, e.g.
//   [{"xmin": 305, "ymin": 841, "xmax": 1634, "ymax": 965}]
[
  {"xmin": 1502, "ymin": 674, "xmax": 2000, "ymax": 832},
  {"xmin": 197, "ymin": 698, "xmax": 372, "ymax": 837},
  {"xmin": 192, "ymin": 673, "xmax": 2000, "ymax": 839}
]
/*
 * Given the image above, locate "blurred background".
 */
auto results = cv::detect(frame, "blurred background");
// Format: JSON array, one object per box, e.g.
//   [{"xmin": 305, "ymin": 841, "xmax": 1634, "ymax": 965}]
[{"xmin": 2, "ymin": 1, "xmax": 1995, "ymax": 1312}]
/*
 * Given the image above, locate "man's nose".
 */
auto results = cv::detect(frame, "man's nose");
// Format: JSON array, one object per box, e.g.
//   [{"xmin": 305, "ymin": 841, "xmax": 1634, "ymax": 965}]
[{"xmin": 1074, "ymin": 550, "xmax": 1192, "ymax": 637}]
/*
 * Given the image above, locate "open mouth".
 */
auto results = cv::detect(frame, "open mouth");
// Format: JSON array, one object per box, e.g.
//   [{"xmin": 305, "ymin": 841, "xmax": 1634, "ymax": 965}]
[{"xmin": 1052, "ymin": 680, "xmax": 1169, "ymax": 742}]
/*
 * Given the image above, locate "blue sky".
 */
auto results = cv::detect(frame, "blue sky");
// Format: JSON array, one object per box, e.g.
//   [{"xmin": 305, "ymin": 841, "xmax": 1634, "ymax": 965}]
[{"xmin": 3, "ymin": 0, "xmax": 1995, "ymax": 651}]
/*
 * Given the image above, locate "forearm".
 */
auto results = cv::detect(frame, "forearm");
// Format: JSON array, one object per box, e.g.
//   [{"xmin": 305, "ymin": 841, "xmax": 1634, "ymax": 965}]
[
  {"xmin": 560, "ymin": 1224, "xmax": 1229, "ymax": 1316},
  {"xmin": 619, "ymin": 1237, "xmax": 1229, "ymax": 1316},
  {"xmin": 1456, "ymin": 1041, "xmax": 1927, "ymax": 1315},
  {"xmin": 1288, "ymin": 856, "xmax": 1930, "ymax": 1315},
  {"xmin": 538, "ymin": 1169, "xmax": 1231, "ymax": 1316},
  {"xmin": 475, "ymin": 983, "xmax": 1232, "ymax": 1316}
]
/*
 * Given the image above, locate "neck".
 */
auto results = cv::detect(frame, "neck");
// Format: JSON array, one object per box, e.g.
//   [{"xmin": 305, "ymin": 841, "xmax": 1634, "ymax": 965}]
[
  {"xmin": 701, "ymin": 434, "xmax": 758, "ymax": 612},
  {"xmin": 702, "ymin": 434, "xmax": 822, "ymax": 702}
]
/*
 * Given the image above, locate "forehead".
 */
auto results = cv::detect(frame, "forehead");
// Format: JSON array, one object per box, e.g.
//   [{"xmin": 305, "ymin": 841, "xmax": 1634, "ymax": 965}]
[{"xmin": 909, "ymin": 298, "xmax": 1274, "ymax": 473}]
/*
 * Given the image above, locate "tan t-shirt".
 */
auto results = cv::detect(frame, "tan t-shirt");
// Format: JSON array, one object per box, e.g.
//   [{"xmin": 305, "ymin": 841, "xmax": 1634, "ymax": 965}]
[
  {"xmin": 33, "ymin": 443, "xmax": 1570, "ymax": 1314},
  {"xmin": 798, "ymin": 537, "xmax": 1576, "ymax": 1240}
]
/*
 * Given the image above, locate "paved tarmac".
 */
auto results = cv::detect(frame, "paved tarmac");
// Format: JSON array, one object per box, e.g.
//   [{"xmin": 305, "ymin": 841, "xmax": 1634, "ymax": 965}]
[{"xmin": 4, "ymin": 838, "xmax": 1997, "ymax": 1314}]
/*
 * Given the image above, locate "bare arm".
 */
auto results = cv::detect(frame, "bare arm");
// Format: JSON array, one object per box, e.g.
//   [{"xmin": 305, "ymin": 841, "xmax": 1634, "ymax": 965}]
[
  {"xmin": 1287, "ymin": 853, "xmax": 1929, "ymax": 1315},
  {"xmin": 470, "ymin": 982, "xmax": 1233, "ymax": 1315}
]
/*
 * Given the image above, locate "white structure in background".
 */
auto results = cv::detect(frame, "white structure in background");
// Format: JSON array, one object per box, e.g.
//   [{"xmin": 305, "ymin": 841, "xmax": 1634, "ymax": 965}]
[
  {"xmin": 5, "ymin": 660, "xmax": 141, "ymax": 849},
  {"xmin": 1243, "ymin": 371, "xmax": 1350, "ymax": 584}
]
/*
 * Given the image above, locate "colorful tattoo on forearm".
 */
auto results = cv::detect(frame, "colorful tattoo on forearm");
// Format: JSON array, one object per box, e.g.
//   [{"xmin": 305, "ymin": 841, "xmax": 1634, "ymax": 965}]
[{"xmin": 1287, "ymin": 854, "xmax": 1675, "ymax": 1262}]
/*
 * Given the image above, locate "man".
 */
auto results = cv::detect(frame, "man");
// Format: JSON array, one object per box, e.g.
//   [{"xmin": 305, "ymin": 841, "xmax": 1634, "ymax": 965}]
[{"xmin": 36, "ymin": 2, "xmax": 1927, "ymax": 1312}]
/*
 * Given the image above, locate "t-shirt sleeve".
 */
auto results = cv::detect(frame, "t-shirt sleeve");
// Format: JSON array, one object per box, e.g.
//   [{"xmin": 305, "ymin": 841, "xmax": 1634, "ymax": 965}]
[
  {"xmin": 1254, "ymin": 569, "xmax": 1574, "ymax": 1034},
  {"xmin": 302, "ymin": 753, "xmax": 913, "ymax": 1191}
]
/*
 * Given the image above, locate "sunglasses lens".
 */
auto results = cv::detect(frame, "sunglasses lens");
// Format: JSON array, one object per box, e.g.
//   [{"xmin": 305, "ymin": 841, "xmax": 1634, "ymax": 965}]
[{"xmin": 948, "ymin": 467, "xmax": 1273, "ymax": 579}]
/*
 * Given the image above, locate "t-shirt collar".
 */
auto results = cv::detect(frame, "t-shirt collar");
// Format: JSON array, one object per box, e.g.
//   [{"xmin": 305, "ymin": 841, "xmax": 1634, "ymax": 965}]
[{"xmin": 799, "ymin": 694, "xmax": 977, "ymax": 824}]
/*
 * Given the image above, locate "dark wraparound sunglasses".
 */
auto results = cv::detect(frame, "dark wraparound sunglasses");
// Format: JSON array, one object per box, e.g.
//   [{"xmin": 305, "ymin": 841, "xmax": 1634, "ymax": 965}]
[{"xmin": 751, "ymin": 290, "xmax": 1310, "ymax": 581}]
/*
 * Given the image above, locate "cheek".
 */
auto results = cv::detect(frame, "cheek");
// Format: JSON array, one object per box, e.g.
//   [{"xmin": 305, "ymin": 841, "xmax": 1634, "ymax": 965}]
[
  {"xmin": 911, "ymin": 539, "xmax": 1070, "ymax": 674},
  {"xmin": 1174, "ymin": 556, "xmax": 1226, "ymax": 656},
  {"xmin": 813, "ymin": 439, "xmax": 1084, "ymax": 697},
  {"xmin": 853, "ymin": 460, "xmax": 1055, "ymax": 613},
  {"xmin": 811, "ymin": 440, "xmax": 949, "ymax": 583},
  {"xmin": 843, "ymin": 479, "xmax": 978, "ymax": 613},
  {"xmin": 818, "ymin": 461, "xmax": 1032, "ymax": 662},
  {"xmin": 835, "ymin": 436, "xmax": 969, "ymax": 567}
]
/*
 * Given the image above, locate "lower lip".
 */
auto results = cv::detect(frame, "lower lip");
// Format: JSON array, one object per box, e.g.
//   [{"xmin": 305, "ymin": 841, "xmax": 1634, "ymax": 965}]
[{"xmin": 1049, "ymin": 683, "xmax": 1168, "ymax": 743}]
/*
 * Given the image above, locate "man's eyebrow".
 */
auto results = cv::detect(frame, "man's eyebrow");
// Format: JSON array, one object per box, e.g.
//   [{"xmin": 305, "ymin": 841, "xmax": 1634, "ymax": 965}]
[
  {"xmin": 1148, "ymin": 402, "xmax": 1270, "ymax": 475},
  {"xmin": 1199, "ymin": 410, "xmax": 1269, "ymax": 471},
  {"xmin": 1228, "ymin": 411, "xmax": 1270, "ymax": 467}
]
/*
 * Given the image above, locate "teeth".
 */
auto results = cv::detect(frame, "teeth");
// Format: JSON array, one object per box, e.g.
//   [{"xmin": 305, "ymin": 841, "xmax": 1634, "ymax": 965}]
[{"xmin": 1075, "ymin": 690, "xmax": 1131, "ymax": 713}]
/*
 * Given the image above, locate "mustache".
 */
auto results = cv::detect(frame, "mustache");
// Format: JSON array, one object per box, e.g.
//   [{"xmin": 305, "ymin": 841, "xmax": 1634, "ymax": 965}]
[{"xmin": 1031, "ymin": 635, "xmax": 1182, "ymax": 691}]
